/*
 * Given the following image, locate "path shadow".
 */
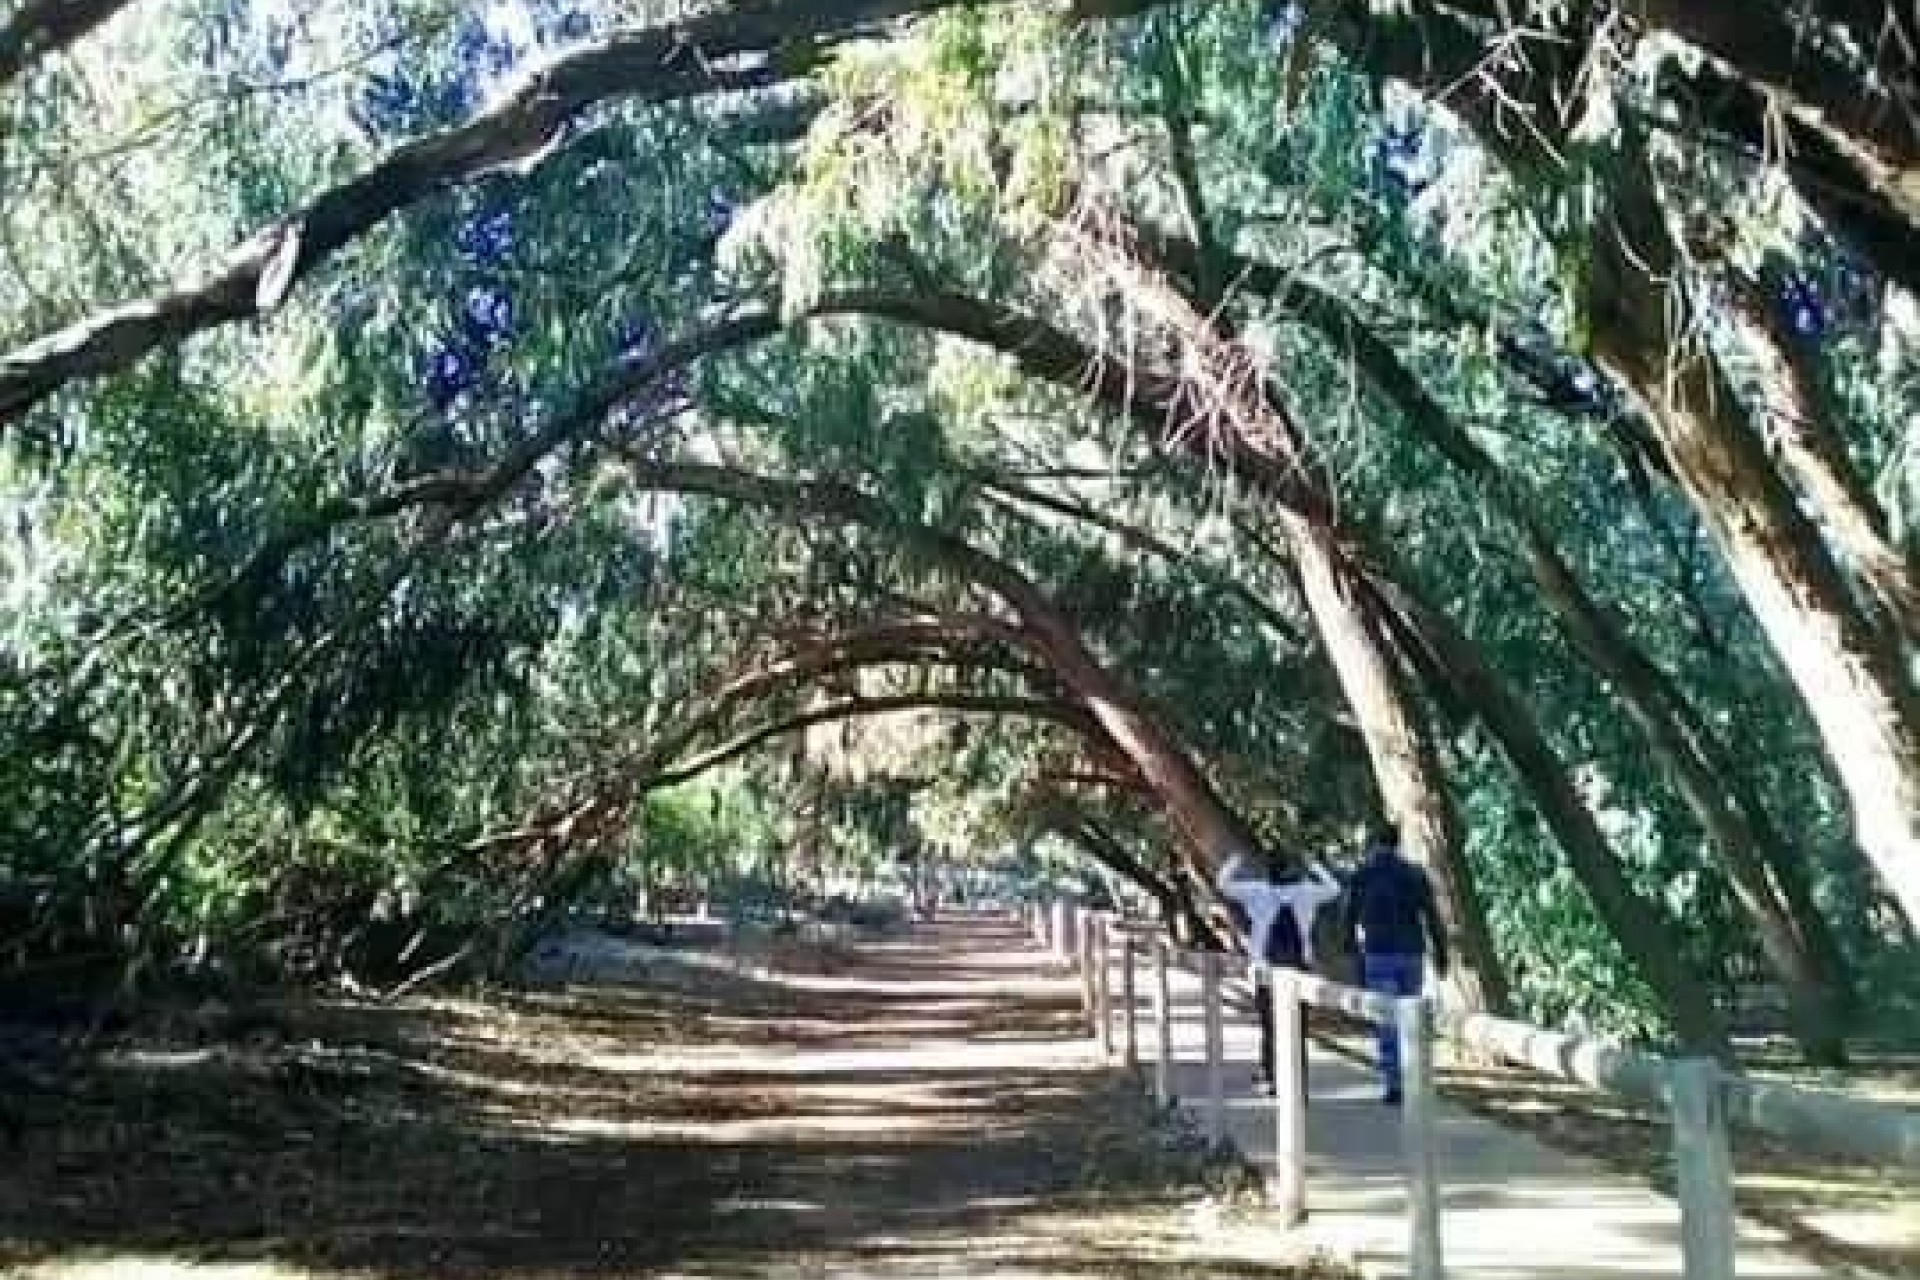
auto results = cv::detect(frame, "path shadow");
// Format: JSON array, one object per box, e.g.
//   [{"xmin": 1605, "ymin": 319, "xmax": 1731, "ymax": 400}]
[{"xmin": 0, "ymin": 917, "xmax": 1243, "ymax": 1280}]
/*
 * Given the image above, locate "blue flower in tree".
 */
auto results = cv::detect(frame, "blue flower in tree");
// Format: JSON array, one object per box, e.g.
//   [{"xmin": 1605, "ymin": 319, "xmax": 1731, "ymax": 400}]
[
  {"xmin": 1778, "ymin": 274, "xmax": 1828, "ymax": 340},
  {"xmin": 1827, "ymin": 252, "xmax": 1879, "ymax": 328},
  {"xmin": 617, "ymin": 313, "xmax": 661, "ymax": 364},
  {"xmin": 454, "ymin": 16, "xmax": 518, "ymax": 80},
  {"xmin": 461, "ymin": 284, "xmax": 515, "ymax": 347},
  {"xmin": 1263, "ymin": 1, "xmax": 1304, "ymax": 50},
  {"xmin": 703, "ymin": 188, "xmax": 737, "ymax": 238},
  {"xmin": 356, "ymin": 71, "xmax": 420, "ymax": 136},
  {"xmin": 424, "ymin": 344, "xmax": 484, "ymax": 410},
  {"xmin": 457, "ymin": 209, "xmax": 515, "ymax": 264},
  {"xmin": 1370, "ymin": 122, "xmax": 1431, "ymax": 200},
  {"xmin": 356, "ymin": 64, "xmax": 475, "ymax": 136}
]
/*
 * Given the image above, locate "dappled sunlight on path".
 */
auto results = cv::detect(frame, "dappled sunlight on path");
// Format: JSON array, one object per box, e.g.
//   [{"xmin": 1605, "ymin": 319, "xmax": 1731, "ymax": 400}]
[{"xmin": 0, "ymin": 913, "xmax": 1339, "ymax": 1280}]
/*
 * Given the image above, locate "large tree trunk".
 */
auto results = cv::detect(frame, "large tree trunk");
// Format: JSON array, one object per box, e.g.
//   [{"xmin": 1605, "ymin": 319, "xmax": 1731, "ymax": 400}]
[
  {"xmin": 1285, "ymin": 515, "xmax": 1510, "ymax": 1016},
  {"xmin": 1726, "ymin": 277, "xmax": 1920, "ymax": 646},
  {"xmin": 1311, "ymin": 0, "xmax": 1920, "ymax": 935},
  {"xmin": 0, "ymin": 0, "xmax": 140, "ymax": 88},
  {"xmin": 1376, "ymin": 576, "xmax": 1732, "ymax": 1055},
  {"xmin": 1587, "ymin": 151, "xmax": 1920, "ymax": 935},
  {"xmin": 1252, "ymin": 264, "xmax": 1853, "ymax": 1057},
  {"xmin": 1520, "ymin": 529, "xmax": 1853, "ymax": 1061},
  {"xmin": 1071, "ymin": 217, "xmax": 1514, "ymax": 1013}
]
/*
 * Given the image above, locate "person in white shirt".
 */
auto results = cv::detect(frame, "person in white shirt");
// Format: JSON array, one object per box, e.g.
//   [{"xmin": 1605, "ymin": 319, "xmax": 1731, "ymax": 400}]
[{"xmin": 1216, "ymin": 851, "xmax": 1344, "ymax": 1094}]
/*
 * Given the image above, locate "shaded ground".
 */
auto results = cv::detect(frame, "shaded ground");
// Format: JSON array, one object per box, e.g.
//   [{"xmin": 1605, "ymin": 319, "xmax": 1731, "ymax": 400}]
[
  {"xmin": 1312, "ymin": 1017, "xmax": 1918, "ymax": 1278},
  {"xmin": 0, "ymin": 915, "xmax": 1344, "ymax": 1279}
]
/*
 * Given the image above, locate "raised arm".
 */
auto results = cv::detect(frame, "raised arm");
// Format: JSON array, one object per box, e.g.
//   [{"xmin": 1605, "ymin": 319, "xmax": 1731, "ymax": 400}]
[
  {"xmin": 1302, "ymin": 861, "xmax": 1343, "ymax": 908},
  {"xmin": 1215, "ymin": 852, "xmax": 1261, "ymax": 912}
]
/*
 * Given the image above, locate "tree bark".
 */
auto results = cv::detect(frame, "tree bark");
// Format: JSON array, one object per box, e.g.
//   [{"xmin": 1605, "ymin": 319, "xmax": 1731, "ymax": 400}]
[
  {"xmin": 1258, "ymin": 263, "xmax": 1853, "ymax": 1060},
  {"xmin": 619, "ymin": 457, "xmax": 1272, "ymax": 880},
  {"xmin": 1725, "ymin": 274, "xmax": 1920, "ymax": 647},
  {"xmin": 0, "ymin": 0, "xmax": 1185, "ymax": 423},
  {"xmin": 1285, "ymin": 514, "xmax": 1510, "ymax": 1015},
  {"xmin": 0, "ymin": 0, "xmax": 138, "ymax": 88},
  {"xmin": 1376, "ymin": 575, "xmax": 1732, "ymax": 1055},
  {"xmin": 1586, "ymin": 148, "xmax": 1920, "ymax": 935},
  {"xmin": 1312, "ymin": 0, "xmax": 1920, "ymax": 935}
]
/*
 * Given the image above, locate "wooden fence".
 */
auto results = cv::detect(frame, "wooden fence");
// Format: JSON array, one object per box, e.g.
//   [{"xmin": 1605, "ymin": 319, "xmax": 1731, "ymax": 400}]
[{"xmin": 1023, "ymin": 901, "xmax": 1920, "ymax": 1280}]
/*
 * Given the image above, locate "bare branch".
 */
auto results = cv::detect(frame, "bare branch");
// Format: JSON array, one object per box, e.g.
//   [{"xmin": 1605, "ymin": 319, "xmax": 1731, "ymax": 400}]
[{"xmin": 0, "ymin": 0, "xmax": 138, "ymax": 90}]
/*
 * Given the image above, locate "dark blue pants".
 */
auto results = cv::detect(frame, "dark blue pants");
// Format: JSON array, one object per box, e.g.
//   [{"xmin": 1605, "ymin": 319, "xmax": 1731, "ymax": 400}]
[{"xmin": 1362, "ymin": 953, "xmax": 1423, "ymax": 1096}]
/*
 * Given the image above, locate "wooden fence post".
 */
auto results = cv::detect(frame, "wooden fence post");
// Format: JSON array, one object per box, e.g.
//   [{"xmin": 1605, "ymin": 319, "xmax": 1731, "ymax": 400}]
[
  {"xmin": 1272, "ymin": 969, "xmax": 1306, "ymax": 1225},
  {"xmin": 1122, "ymin": 932, "xmax": 1139, "ymax": 1070},
  {"xmin": 1078, "ymin": 910, "xmax": 1096, "ymax": 1029},
  {"xmin": 1670, "ymin": 1058, "xmax": 1736, "ymax": 1280},
  {"xmin": 1095, "ymin": 916, "xmax": 1114, "ymax": 1056},
  {"xmin": 1203, "ymin": 950, "xmax": 1225, "ymax": 1148},
  {"xmin": 1153, "ymin": 939, "xmax": 1173, "ymax": 1105},
  {"xmin": 1398, "ymin": 996, "xmax": 1443, "ymax": 1280}
]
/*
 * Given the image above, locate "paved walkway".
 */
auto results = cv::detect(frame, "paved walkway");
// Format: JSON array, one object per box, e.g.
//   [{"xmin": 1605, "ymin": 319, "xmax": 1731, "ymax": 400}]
[{"xmin": 1077, "ymin": 931, "xmax": 1835, "ymax": 1280}]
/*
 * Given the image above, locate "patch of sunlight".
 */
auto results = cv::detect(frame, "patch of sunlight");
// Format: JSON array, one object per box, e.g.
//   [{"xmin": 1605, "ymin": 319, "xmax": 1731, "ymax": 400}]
[
  {"xmin": 713, "ymin": 1197, "xmax": 825, "ymax": 1213},
  {"xmin": 772, "ymin": 972, "xmax": 1064, "ymax": 998},
  {"xmin": 393, "ymin": 1054, "xmax": 637, "ymax": 1108},
  {"xmin": 107, "ymin": 1048, "xmax": 220, "ymax": 1069},
  {"xmin": 537, "ymin": 1109, "xmax": 947, "ymax": 1141},
  {"xmin": 1799, "ymin": 1206, "xmax": 1920, "ymax": 1250},
  {"xmin": 1742, "ymin": 1170, "xmax": 1899, "ymax": 1200},
  {"xmin": 955, "ymin": 1193, "xmax": 1042, "ymax": 1211},
  {"xmin": 21, "ymin": 1255, "xmax": 321, "ymax": 1280},
  {"xmin": 578, "ymin": 1039, "xmax": 1093, "ymax": 1076}
]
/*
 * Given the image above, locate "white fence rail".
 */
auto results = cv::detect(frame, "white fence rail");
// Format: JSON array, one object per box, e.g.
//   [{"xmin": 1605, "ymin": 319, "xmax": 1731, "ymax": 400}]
[{"xmin": 1022, "ymin": 900, "xmax": 1920, "ymax": 1280}]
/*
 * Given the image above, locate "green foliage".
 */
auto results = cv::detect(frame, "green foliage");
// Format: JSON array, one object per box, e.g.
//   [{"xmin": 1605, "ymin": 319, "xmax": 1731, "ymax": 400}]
[{"xmin": 0, "ymin": 0, "xmax": 1914, "ymax": 1058}]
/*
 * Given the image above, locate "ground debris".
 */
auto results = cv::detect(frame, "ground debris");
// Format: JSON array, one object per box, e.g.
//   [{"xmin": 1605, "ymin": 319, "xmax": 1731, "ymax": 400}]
[{"xmin": 2, "ymin": 917, "xmax": 1346, "ymax": 1279}]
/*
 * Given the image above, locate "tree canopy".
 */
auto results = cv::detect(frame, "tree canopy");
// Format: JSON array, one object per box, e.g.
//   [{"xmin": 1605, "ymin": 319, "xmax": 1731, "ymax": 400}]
[{"xmin": 1, "ymin": 0, "xmax": 1915, "ymax": 1059}]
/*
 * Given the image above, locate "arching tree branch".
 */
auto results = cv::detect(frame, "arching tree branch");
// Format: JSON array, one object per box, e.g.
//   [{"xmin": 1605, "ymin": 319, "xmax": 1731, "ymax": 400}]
[{"xmin": 0, "ymin": 0, "xmax": 138, "ymax": 90}]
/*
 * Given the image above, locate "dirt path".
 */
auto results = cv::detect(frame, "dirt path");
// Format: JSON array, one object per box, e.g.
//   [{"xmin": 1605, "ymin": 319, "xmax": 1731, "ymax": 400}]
[{"xmin": 0, "ymin": 913, "xmax": 1337, "ymax": 1279}]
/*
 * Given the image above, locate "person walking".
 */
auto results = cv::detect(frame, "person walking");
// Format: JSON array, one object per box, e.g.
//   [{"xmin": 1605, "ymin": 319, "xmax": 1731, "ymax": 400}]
[
  {"xmin": 1216, "ymin": 851, "xmax": 1342, "ymax": 1096},
  {"xmin": 1341, "ymin": 819, "xmax": 1449, "ymax": 1105}
]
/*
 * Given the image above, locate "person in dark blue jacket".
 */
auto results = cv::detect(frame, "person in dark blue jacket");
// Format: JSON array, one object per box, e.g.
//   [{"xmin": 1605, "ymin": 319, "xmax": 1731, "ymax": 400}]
[{"xmin": 1341, "ymin": 820, "xmax": 1449, "ymax": 1105}]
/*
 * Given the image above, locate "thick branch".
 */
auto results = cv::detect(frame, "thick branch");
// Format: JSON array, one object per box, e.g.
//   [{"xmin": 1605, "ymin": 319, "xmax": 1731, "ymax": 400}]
[
  {"xmin": 648, "ymin": 691, "xmax": 1094, "ymax": 791},
  {"xmin": 0, "ymin": 0, "xmax": 136, "ymax": 89},
  {"xmin": 615, "ymin": 454, "xmax": 1268, "ymax": 873},
  {"xmin": 0, "ymin": 0, "xmax": 1184, "ymax": 421},
  {"xmin": 977, "ymin": 473, "xmax": 1309, "ymax": 649}
]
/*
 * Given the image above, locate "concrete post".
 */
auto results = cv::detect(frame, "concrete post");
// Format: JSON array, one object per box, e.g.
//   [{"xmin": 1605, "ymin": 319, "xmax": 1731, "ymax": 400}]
[
  {"xmin": 1094, "ymin": 915, "xmax": 1114, "ymax": 1057},
  {"xmin": 1122, "ymin": 932, "xmax": 1139, "ymax": 1070},
  {"xmin": 1203, "ymin": 950, "xmax": 1225, "ymax": 1148},
  {"xmin": 1153, "ymin": 939, "xmax": 1173, "ymax": 1105},
  {"xmin": 1272, "ymin": 970, "xmax": 1306, "ymax": 1225},
  {"xmin": 1398, "ymin": 997, "xmax": 1444, "ymax": 1280},
  {"xmin": 1670, "ymin": 1058, "xmax": 1735, "ymax": 1280},
  {"xmin": 1077, "ymin": 909, "xmax": 1096, "ymax": 1028}
]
